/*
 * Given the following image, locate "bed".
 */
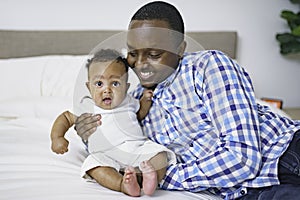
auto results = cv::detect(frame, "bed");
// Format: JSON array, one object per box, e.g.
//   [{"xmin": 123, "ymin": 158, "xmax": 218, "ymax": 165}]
[{"xmin": 0, "ymin": 29, "xmax": 290, "ymax": 200}]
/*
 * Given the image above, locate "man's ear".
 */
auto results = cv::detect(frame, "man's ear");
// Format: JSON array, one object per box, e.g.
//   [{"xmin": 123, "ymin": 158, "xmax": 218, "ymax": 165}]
[{"xmin": 177, "ymin": 41, "xmax": 187, "ymax": 58}]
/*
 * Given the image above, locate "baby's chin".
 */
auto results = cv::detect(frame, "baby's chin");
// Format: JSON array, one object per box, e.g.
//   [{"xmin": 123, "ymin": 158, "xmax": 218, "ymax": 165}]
[{"xmin": 97, "ymin": 103, "xmax": 116, "ymax": 110}]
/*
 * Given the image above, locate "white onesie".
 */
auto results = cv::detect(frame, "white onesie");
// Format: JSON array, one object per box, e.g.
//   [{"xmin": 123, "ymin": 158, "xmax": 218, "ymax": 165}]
[{"xmin": 79, "ymin": 94, "xmax": 176, "ymax": 177}]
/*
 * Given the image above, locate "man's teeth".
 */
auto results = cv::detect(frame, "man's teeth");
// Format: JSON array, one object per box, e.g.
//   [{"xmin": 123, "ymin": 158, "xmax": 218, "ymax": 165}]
[{"xmin": 141, "ymin": 72, "xmax": 153, "ymax": 78}]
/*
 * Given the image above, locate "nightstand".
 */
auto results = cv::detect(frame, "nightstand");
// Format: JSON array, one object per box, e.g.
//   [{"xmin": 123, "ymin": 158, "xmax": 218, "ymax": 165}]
[{"xmin": 282, "ymin": 108, "xmax": 300, "ymax": 120}]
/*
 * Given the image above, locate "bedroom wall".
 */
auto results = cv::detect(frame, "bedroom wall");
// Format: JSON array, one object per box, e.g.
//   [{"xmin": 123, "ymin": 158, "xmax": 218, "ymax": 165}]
[{"xmin": 1, "ymin": 0, "xmax": 300, "ymax": 108}]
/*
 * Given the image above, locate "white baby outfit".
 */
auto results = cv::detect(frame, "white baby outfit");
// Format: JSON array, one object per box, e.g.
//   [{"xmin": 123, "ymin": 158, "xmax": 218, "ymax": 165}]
[{"xmin": 79, "ymin": 94, "xmax": 176, "ymax": 177}]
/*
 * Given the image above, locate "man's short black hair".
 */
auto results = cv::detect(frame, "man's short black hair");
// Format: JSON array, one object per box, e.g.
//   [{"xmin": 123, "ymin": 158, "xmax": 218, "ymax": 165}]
[{"xmin": 130, "ymin": 1, "xmax": 184, "ymax": 34}]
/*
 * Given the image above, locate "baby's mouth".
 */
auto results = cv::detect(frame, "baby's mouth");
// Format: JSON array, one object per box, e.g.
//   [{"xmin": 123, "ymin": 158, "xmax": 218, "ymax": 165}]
[{"xmin": 103, "ymin": 97, "xmax": 112, "ymax": 105}]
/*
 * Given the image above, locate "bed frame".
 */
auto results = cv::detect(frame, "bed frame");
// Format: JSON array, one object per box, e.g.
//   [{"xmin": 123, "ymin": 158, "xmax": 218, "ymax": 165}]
[{"xmin": 0, "ymin": 30, "xmax": 237, "ymax": 59}]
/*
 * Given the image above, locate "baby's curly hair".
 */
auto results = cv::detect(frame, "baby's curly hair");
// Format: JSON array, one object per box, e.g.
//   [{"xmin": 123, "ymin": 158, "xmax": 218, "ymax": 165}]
[{"xmin": 86, "ymin": 49, "xmax": 129, "ymax": 72}]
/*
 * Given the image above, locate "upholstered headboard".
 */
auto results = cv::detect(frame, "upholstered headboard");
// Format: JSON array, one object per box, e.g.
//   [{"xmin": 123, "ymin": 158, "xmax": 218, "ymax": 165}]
[{"xmin": 0, "ymin": 30, "xmax": 237, "ymax": 59}]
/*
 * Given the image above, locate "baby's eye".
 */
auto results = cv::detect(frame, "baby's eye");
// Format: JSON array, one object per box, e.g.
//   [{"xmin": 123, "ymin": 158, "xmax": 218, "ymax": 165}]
[
  {"xmin": 112, "ymin": 81, "xmax": 121, "ymax": 87},
  {"xmin": 95, "ymin": 81, "xmax": 103, "ymax": 87}
]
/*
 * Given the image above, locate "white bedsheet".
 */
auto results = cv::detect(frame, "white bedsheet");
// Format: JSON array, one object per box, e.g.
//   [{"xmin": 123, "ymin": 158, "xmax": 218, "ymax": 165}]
[{"xmin": 0, "ymin": 117, "xmax": 221, "ymax": 200}]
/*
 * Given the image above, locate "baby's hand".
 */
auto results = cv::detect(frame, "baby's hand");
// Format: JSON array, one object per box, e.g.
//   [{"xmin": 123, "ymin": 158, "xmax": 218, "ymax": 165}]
[
  {"xmin": 51, "ymin": 137, "xmax": 69, "ymax": 154},
  {"xmin": 141, "ymin": 89, "xmax": 153, "ymax": 101},
  {"xmin": 137, "ymin": 89, "xmax": 154, "ymax": 121}
]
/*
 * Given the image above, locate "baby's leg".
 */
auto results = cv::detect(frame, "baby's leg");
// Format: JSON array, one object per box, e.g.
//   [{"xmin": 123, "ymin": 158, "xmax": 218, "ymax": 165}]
[
  {"xmin": 87, "ymin": 166, "xmax": 140, "ymax": 197},
  {"xmin": 140, "ymin": 152, "xmax": 168, "ymax": 195}
]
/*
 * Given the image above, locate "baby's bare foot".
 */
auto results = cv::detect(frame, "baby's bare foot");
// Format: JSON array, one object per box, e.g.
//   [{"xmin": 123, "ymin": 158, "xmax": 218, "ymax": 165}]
[
  {"xmin": 121, "ymin": 166, "xmax": 140, "ymax": 197},
  {"xmin": 140, "ymin": 160, "xmax": 157, "ymax": 196}
]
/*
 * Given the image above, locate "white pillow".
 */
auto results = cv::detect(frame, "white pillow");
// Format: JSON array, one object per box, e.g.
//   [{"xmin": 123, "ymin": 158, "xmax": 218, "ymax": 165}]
[
  {"xmin": 41, "ymin": 55, "xmax": 88, "ymax": 97},
  {"xmin": 0, "ymin": 57, "xmax": 44, "ymax": 101},
  {"xmin": 0, "ymin": 55, "xmax": 89, "ymax": 101}
]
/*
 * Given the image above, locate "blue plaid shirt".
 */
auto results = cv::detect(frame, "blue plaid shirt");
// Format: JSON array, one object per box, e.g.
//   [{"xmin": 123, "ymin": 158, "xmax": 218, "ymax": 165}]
[{"xmin": 131, "ymin": 50, "xmax": 300, "ymax": 199}]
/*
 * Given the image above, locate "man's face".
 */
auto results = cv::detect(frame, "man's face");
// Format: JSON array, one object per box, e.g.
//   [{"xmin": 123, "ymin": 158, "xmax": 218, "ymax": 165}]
[
  {"xmin": 127, "ymin": 20, "xmax": 185, "ymax": 89},
  {"xmin": 86, "ymin": 61, "xmax": 129, "ymax": 110}
]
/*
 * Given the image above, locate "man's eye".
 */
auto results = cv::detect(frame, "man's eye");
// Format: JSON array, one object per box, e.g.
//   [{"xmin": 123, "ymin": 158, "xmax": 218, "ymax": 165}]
[
  {"xmin": 128, "ymin": 51, "xmax": 137, "ymax": 57},
  {"xmin": 149, "ymin": 52, "xmax": 162, "ymax": 59},
  {"xmin": 95, "ymin": 81, "xmax": 103, "ymax": 87},
  {"xmin": 112, "ymin": 81, "xmax": 120, "ymax": 87}
]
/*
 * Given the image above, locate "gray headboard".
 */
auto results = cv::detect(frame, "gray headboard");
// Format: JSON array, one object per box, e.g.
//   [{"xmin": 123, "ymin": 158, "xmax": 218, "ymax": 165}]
[{"xmin": 0, "ymin": 30, "xmax": 237, "ymax": 59}]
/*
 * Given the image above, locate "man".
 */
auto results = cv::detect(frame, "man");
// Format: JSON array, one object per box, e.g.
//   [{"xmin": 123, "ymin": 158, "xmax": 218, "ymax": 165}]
[{"xmin": 75, "ymin": 1, "xmax": 300, "ymax": 199}]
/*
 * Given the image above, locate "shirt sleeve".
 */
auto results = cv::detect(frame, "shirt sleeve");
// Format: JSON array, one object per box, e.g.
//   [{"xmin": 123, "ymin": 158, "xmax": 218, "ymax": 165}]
[
  {"xmin": 160, "ymin": 51, "xmax": 262, "ymax": 191},
  {"xmin": 129, "ymin": 84, "xmax": 144, "ymax": 100}
]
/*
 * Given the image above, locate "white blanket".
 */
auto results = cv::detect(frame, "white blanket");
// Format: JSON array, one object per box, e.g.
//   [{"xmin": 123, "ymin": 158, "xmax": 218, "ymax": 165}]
[{"xmin": 0, "ymin": 117, "xmax": 221, "ymax": 200}]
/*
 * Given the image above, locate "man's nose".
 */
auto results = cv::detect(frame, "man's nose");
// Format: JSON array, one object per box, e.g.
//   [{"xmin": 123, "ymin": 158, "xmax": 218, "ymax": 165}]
[{"xmin": 134, "ymin": 55, "xmax": 148, "ymax": 69}]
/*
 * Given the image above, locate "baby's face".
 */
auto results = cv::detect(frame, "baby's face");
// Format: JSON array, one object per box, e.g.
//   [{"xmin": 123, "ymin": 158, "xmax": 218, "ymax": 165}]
[{"xmin": 86, "ymin": 61, "xmax": 129, "ymax": 109}]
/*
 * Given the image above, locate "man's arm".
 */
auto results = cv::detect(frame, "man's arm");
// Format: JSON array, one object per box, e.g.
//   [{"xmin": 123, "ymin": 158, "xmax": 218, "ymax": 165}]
[
  {"xmin": 160, "ymin": 51, "xmax": 261, "ymax": 192},
  {"xmin": 50, "ymin": 110, "xmax": 76, "ymax": 154}
]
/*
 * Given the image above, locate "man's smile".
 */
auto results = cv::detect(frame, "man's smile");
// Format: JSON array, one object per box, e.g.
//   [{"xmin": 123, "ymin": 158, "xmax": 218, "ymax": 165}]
[{"xmin": 139, "ymin": 71, "xmax": 154, "ymax": 80}]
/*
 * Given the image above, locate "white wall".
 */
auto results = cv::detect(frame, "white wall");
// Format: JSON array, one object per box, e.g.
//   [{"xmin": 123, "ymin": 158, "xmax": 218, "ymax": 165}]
[{"xmin": 1, "ymin": 0, "xmax": 300, "ymax": 107}]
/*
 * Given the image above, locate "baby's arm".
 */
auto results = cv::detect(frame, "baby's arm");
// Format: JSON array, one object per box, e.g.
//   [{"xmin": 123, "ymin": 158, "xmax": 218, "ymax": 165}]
[
  {"xmin": 137, "ymin": 89, "xmax": 153, "ymax": 121},
  {"xmin": 50, "ymin": 110, "xmax": 77, "ymax": 154}
]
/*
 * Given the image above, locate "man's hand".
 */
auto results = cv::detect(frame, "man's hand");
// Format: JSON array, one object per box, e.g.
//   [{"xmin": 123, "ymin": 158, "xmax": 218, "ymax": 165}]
[
  {"xmin": 51, "ymin": 137, "xmax": 69, "ymax": 154},
  {"xmin": 74, "ymin": 113, "xmax": 101, "ymax": 141}
]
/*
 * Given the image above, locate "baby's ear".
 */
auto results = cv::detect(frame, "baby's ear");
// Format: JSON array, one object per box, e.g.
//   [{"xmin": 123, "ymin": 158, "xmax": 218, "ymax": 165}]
[
  {"xmin": 126, "ymin": 83, "xmax": 130, "ymax": 92},
  {"xmin": 85, "ymin": 82, "xmax": 91, "ymax": 92}
]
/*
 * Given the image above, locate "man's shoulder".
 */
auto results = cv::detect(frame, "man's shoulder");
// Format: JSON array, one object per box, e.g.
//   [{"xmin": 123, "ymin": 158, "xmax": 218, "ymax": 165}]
[
  {"xmin": 183, "ymin": 50, "xmax": 228, "ymax": 59},
  {"xmin": 182, "ymin": 50, "xmax": 233, "ymax": 70}
]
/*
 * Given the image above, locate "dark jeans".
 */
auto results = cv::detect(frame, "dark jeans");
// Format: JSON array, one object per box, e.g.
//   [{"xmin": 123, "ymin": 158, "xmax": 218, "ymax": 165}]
[{"xmin": 239, "ymin": 130, "xmax": 300, "ymax": 200}]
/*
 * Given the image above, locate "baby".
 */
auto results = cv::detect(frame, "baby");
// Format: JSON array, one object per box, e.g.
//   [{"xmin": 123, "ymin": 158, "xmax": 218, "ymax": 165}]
[{"xmin": 50, "ymin": 49, "xmax": 176, "ymax": 197}]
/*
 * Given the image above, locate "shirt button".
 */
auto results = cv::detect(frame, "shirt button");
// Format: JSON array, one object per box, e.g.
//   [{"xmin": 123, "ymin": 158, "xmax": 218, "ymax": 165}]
[
  {"xmin": 189, "ymin": 143, "xmax": 193, "ymax": 147},
  {"xmin": 240, "ymin": 189, "xmax": 246, "ymax": 195},
  {"xmin": 164, "ymin": 115, "xmax": 168, "ymax": 119}
]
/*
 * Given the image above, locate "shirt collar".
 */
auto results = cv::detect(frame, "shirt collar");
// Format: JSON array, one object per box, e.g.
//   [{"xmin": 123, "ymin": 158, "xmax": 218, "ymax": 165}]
[{"xmin": 153, "ymin": 59, "xmax": 183, "ymax": 97}]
